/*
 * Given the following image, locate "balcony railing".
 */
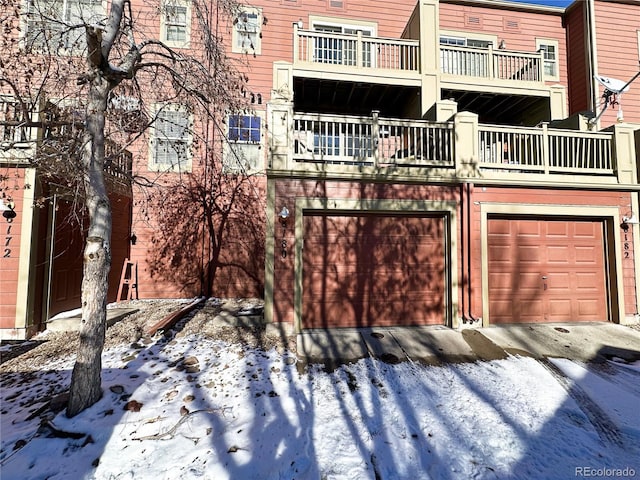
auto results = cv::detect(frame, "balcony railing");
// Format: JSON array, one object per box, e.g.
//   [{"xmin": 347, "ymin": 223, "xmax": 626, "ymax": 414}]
[
  {"xmin": 281, "ymin": 112, "xmax": 625, "ymax": 183},
  {"xmin": 105, "ymin": 140, "xmax": 133, "ymax": 185},
  {"xmin": 440, "ymin": 45, "xmax": 544, "ymax": 82},
  {"xmin": 478, "ymin": 124, "xmax": 613, "ymax": 175},
  {"xmin": 0, "ymin": 97, "xmax": 35, "ymax": 148},
  {"xmin": 294, "ymin": 28, "xmax": 420, "ymax": 73},
  {"xmin": 292, "ymin": 28, "xmax": 547, "ymax": 84},
  {"xmin": 293, "ymin": 113, "xmax": 454, "ymax": 167}
]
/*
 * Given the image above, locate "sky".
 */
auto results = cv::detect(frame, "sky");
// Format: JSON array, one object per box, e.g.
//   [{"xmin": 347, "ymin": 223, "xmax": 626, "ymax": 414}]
[
  {"xmin": 2, "ymin": 327, "xmax": 639, "ymax": 479},
  {"xmin": 509, "ymin": 0, "xmax": 574, "ymax": 7}
]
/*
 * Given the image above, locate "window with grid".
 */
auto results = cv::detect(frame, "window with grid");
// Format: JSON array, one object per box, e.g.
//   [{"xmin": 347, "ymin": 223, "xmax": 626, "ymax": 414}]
[
  {"xmin": 313, "ymin": 23, "xmax": 373, "ymax": 67},
  {"xmin": 152, "ymin": 108, "xmax": 191, "ymax": 171},
  {"xmin": 233, "ymin": 9, "xmax": 261, "ymax": 54},
  {"xmin": 225, "ymin": 114, "xmax": 262, "ymax": 172},
  {"xmin": 536, "ymin": 39, "xmax": 559, "ymax": 80},
  {"xmin": 164, "ymin": 5, "xmax": 188, "ymax": 43},
  {"xmin": 25, "ymin": 0, "xmax": 104, "ymax": 52}
]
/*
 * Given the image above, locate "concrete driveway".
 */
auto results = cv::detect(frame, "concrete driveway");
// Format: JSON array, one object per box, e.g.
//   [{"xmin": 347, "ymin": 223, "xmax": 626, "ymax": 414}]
[{"xmin": 297, "ymin": 322, "xmax": 640, "ymax": 369}]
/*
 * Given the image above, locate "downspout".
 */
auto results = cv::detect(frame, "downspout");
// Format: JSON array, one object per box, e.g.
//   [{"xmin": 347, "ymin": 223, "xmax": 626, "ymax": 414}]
[
  {"xmin": 466, "ymin": 182, "xmax": 478, "ymax": 324},
  {"xmin": 460, "ymin": 182, "xmax": 478, "ymax": 325},
  {"xmin": 586, "ymin": 0, "xmax": 599, "ymax": 120}
]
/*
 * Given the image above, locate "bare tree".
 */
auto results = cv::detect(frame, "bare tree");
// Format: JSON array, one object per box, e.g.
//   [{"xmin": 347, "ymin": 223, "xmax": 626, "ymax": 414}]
[{"xmin": 0, "ymin": 0, "xmax": 253, "ymax": 416}]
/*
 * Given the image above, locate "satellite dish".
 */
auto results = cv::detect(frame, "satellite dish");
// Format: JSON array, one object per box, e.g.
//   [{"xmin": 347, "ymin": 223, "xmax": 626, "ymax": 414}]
[
  {"xmin": 594, "ymin": 75, "xmax": 630, "ymax": 94},
  {"xmin": 590, "ymin": 65, "xmax": 640, "ymax": 126}
]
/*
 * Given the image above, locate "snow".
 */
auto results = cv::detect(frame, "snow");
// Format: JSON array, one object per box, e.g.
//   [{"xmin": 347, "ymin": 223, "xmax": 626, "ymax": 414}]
[{"xmin": 2, "ymin": 333, "xmax": 640, "ymax": 480}]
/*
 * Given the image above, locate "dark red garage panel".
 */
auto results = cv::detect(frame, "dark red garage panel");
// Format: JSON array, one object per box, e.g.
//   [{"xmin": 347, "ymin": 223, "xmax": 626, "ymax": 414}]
[
  {"xmin": 302, "ymin": 213, "xmax": 445, "ymax": 328},
  {"xmin": 488, "ymin": 217, "xmax": 608, "ymax": 323}
]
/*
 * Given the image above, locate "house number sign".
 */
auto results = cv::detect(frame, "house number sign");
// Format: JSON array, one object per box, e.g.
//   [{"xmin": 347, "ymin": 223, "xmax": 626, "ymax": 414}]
[
  {"xmin": 4, "ymin": 217, "xmax": 13, "ymax": 258},
  {"xmin": 624, "ymin": 231, "xmax": 630, "ymax": 259}
]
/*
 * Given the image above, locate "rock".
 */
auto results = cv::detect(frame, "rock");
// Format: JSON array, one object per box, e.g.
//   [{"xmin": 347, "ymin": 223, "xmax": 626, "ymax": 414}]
[
  {"xmin": 182, "ymin": 356, "xmax": 199, "ymax": 366},
  {"xmin": 109, "ymin": 385, "xmax": 125, "ymax": 394},
  {"xmin": 123, "ymin": 400, "xmax": 143, "ymax": 412}
]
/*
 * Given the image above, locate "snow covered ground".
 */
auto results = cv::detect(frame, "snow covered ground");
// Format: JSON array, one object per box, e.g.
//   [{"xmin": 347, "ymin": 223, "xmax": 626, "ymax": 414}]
[{"xmin": 2, "ymin": 331, "xmax": 639, "ymax": 479}]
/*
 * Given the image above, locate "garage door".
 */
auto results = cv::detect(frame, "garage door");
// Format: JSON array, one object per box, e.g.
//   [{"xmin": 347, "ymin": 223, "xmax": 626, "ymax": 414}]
[
  {"xmin": 302, "ymin": 213, "xmax": 446, "ymax": 328},
  {"xmin": 488, "ymin": 217, "xmax": 607, "ymax": 323}
]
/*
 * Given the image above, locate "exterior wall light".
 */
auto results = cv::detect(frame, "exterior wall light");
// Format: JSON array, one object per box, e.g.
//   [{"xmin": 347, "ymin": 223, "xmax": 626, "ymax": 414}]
[
  {"xmin": 278, "ymin": 206, "xmax": 290, "ymax": 258},
  {"xmin": 1, "ymin": 199, "xmax": 16, "ymax": 219},
  {"xmin": 622, "ymin": 214, "xmax": 639, "ymax": 225}
]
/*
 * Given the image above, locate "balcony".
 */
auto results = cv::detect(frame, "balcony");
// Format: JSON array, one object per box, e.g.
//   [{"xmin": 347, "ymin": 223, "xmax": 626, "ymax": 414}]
[
  {"xmin": 268, "ymin": 111, "xmax": 638, "ymax": 187},
  {"xmin": 0, "ymin": 97, "xmax": 132, "ymax": 191},
  {"xmin": 292, "ymin": 28, "xmax": 545, "ymax": 86}
]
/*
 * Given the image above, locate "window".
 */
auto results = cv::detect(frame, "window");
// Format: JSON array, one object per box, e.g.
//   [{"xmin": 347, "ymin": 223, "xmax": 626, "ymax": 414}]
[
  {"xmin": 310, "ymin": 19, "xmax": 376, "ymax": 67},
  {"xmin": 536, "ymin": 39, "xmax": 559, "ymax": 81},
  {"xmin": 25, "ymin": 0, "xmax": 104, "ymax": 53},
  {"xmin": 161, "ymin": 0, "xmax": 191, "ymax": 47},
  {"xmin": 150, "ymin": 106, "xmax": 191, "ymax": 172},
  {"xmin": 440, "ymin": 35, "xmax": 493, "ymax": 77},
  {"xmin": 232, "ymin": 8, "xmax": 262, "ymax": 55},
  {"xmin": 224, "ymin": 114, "xmax": 263, "ymax": 172}
]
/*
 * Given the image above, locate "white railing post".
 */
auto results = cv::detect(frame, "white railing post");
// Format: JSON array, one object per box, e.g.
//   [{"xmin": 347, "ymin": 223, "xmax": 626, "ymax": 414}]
[
  {"xmin": 540, "ymin": 122, "xmax": 550, "ymax": 174},
  {"xmin": 356, "ymin": 31, "xmax": 363, "ymax": 68},
  {"xmin": 612, "ymin": 123, "xmax": 638, "ymax": 184},
  {"xmin": 487, "ymin": 44, "xmax": 495, "ymax": 79},
  {"xmin": 454, "ymin": 111, "xmax": 479, "ymax": 177},
  {"xmin": 371, "ymin": 110, "xmax": 380, "ymax": 166},
  {"xmin": 538, "ymin": 49, "xmax": 545, "ymax": 82},
  {"xmin": 293, "ymin": 23, "xmax": 299, "ymax": 64}
]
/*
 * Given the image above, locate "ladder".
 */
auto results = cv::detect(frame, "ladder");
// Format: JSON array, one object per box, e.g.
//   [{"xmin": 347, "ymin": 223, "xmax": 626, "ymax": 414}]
[{"xmin": 116, "ymin": 258, "xmax": 138, "ymax": 302}]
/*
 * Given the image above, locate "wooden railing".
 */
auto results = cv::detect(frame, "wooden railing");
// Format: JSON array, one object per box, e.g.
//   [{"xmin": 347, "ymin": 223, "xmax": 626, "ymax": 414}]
[
  {"xmin": 292, "ymin": 28, "xmax": 546, "ymax": 84},
  {"xmin": 294, "ymin": 28, "xmax": 420, "ymax": 73},
  {"xmin": 440, "ymin": 45, "xmax": 543, "ymax": 82},
  {"xmin": 105, "ymin": 140, "xmax": 133, "ymax": 184},
  {"xmin": 0, "ymin": 97, "xmax": 34, "ymax": 148},
  {"xmin": 293, "ymin": 113, "xmax": 453, "ymax": 167},
  {"xmin": 478, "ymin": 124, "xmax": 614, "ymax": 174},
  {"xmin": 285, "ymin": 112, "xmax": 623, "ymax": 181}
]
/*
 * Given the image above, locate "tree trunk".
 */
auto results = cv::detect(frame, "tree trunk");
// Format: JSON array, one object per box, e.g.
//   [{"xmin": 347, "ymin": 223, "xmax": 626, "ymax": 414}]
[{"xmin": 67, "ymin": 77, "xmax": 112, "ymax": 417}]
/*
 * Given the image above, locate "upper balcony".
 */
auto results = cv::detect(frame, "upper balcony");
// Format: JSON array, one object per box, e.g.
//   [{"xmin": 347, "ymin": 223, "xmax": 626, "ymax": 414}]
[
  {"xmin": 294, "ymin": 27, "xmax": 545, "ymax": 87},
  {"xmin": 293, "ymin": 27, "xmax": 422, "ymax": 86},
  {"xmin": 289, "ymin": 25, "xmax": 559, "ymax": 123}
]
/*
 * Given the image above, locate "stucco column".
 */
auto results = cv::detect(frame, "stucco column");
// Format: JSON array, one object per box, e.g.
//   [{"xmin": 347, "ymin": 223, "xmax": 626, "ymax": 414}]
[
  {"xmin": 613, "ymin": 122, "xmax": 638, "ymax": 185},
  {"xmin": 14, "ymin": 167, "xmax": 37, "ymax": 338},
  {"xmin": 454, "ymin": 111, "xmax": 479, "ymax": 178},
  {"xmin": 268, "ymin": 62, "xmax": 295, "ymax": 171},
  {"xmin": 419, "ymin": 0, "xmax": 440, "ymax": 118},
  {"xmin": 549, "ymin": 84, "xmax": 567, "ymax": 121}
]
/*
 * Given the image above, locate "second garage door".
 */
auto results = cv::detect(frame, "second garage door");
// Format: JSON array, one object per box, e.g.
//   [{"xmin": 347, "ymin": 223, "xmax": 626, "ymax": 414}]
[
  {"xmin": 487, "ymin": 217, "xmax": 608, "ymax": 323},
  {"xmin": 302, "ymin": 213, "xmax": 446, "ymax": 328}
]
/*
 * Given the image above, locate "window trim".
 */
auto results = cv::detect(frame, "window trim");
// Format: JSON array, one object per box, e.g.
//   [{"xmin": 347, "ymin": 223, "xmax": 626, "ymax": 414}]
[
  {"xmin": 22, "ymin": 0, "xmax": 106, "ymax": 54},
  {"xmin": 223, "ymin": 112, "xmax": 265, "ymax": 174},
  {"xmin": 536, "ymin": 38, "xmax": 560, "ymax": 82},
  {"xmin": 231, "ymin": 7, "xmax": 262, "ymax": 55},
  {"xmin": 148, "ymin": 104, "xmax": 192, "ymax": 173},
  {"xmin": 439, "ymin": 30, "xmax": 497, "ymax": 48},
  {"xmin": 160, "ymin": 0, "xmax": 192, "ymax": 49},
  {"xmin": 309, "ymin": 15, "xmax": 377, "ymax": 36}
]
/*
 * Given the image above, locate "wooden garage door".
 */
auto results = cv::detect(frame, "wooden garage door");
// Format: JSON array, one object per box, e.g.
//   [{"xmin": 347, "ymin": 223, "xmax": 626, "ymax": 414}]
[
  {"xmin": 488, "ymin": 218, "xmax": 607, "ymax": 323},
  {"xmin": 302, "ymin": 213, "xmax": 446, "ymax": 328}
]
